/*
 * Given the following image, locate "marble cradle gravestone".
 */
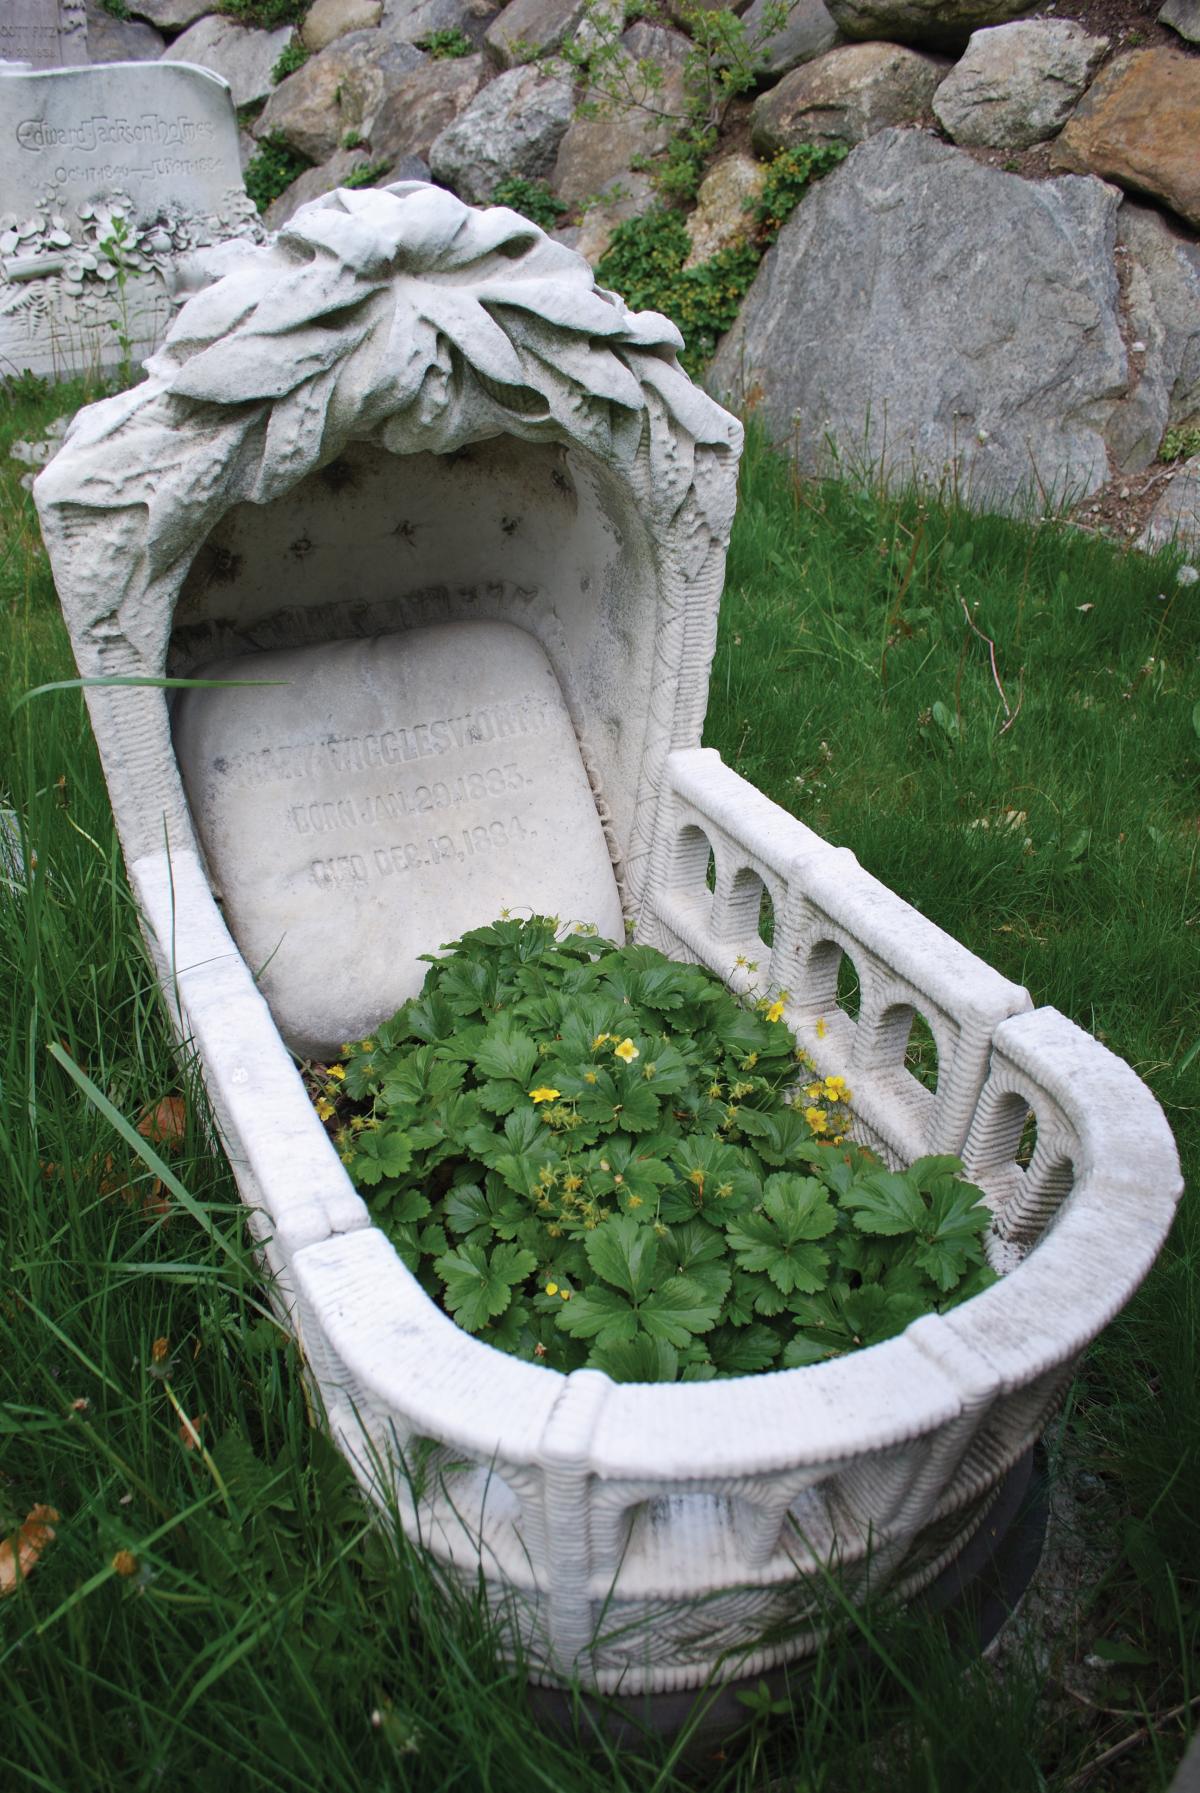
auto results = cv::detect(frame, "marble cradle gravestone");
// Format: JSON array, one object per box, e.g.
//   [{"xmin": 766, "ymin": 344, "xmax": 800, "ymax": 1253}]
[
  {"xmin": 35, "ymin": 184, "xmax": 1181, "ymax": 1696},
  {"xmin": 1, "ymin": 0, "xmax": 88, "ymax": 70},
  {"xmin": 0, "ymin": 61, "xmax": 259, "ymax": 378}
]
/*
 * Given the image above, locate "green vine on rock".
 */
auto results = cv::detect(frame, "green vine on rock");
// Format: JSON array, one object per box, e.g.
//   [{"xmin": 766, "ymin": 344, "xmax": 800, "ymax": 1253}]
[{"xmin": 313, "ymin": 917, "xmax": 996, "ymax": 1385}]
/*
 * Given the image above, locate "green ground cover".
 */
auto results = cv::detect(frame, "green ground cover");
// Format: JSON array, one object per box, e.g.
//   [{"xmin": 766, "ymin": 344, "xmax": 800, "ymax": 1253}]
[{"xmin": 0, "ymin": 378, "xmax": 1196, "ymax": 1790}]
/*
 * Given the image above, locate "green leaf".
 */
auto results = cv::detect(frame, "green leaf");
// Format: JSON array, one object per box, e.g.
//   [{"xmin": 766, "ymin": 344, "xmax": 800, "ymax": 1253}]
[
  {"xmin": 638, "ymin": 1275, "xmax": 722, "ymax": 1346},
  {"xmin": 349, "ymin": 1128, "xmax": 415, "ymax": 1186},
  {"xmin": 708, "ymin": 1323, "xmax": 781, "ymax": 1375},
  {"xmin": 555, "ymin": 1285, "xmax": 638, "ymax": 1346},
  {"xmin": 840, "ymin": 1169, "xmax": 927, "ymax": 1237},
  {"xmin": 434, "ymin": 1242, "xmax": 536, "ymax": 1333},
  {"xmin": 474, "ymin": 1025, "xmax": 538, "ymax": 1088},
  {"xmin": 584, "ymin": 1213, "xmax": 658, "ymax": 1301},
  {"xmin": 725, "ymin": 1177, "xmax": 836, "ymax": 1295},
  {"xmin": 590, "ymin": 1334, "xmax": 679, "ymax": 1383},
  {"xmin": 913, "ymin": 1175, "xmax": 992, "ymax": 1291}
]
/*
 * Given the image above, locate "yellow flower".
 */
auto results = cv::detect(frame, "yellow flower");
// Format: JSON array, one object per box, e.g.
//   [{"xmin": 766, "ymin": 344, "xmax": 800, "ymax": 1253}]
[
  {"xmin": 766, "ymin": 999, "xmax": 786, "ymax": 1023},
  {"xmin": 613, "ymin": 1038, "xmax": 639, "ymax": 1063},
  {"xmin": 562, "ymin": 1174, "xmax": 583, "ymax": 1193},
  {"xmin": 325, "ymin": 1064, "xmax": 346, "ymax": 1081},
  {"xmin": 815, "ymin": 1016, "xmax": 828, "ymax": 1040},
  {"xmin": 529, "ymin": 1086, "xmax": 561, "ymax": 1104},
  {"xmin": 111, "ymin": 1549, "xmax": 139, "ymax": 1578},
  {"xmin": 315, "ymin": 1097, "xmax": 335, "ymax": 1121},
  {"xmin": 824, "ymin": 1075, "xmax": 848, "ymax": 1098},
  {"xmin": 805, "ymin": 1106, "xmax": 828, "ymax": 1132},
  {"xmin": 359, "ymin": 1039, "xmax": 375, "ymax": 1052},
  {"xmin": 592, "ymin": 1032, "xmax": 612, "ymax": 1049},
  {"xmin": 627, "ymin": 1195, "xmax": 643, "ymax": 1208},
  {"xmin": 805, "ymin": 1083, "xmax": 822, "ymax": 1100},
  {"xmin": 583, "ymin": 1071, "xmax": 598, "ymax": 1084},
  {"xmin": 560, "ymin": 1288, "xmax": 572, "ymax": 1300},
  {"xmin": 545, "ymin": 1282, "xmax": 559, "ymax": 1297}
]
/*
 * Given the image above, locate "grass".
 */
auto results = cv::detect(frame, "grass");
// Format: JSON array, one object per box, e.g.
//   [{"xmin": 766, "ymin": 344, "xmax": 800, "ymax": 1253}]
[{"xmin": 1, "ymin": 380, "xmax": 1196, "ymax": 1790}]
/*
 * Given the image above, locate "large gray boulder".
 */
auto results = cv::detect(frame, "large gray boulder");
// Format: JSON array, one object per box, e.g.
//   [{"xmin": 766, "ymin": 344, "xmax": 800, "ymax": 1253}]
[
  {"xmin": 368, "ymin": 51, "xmax": 486, "ymax": 164},
  {"xmin": 485, "ymin": 0, "xmax": 591, "ymax": 68},
  {"xmin": 751, "ymin": 41, "xmax": 944, "ymax": 153},
  {"xmin": 709, "ymin": 129, "xmax": 1128, "ymax": 513},
  {"xmin": 741, "ymin": 0, "xmax": 842, "ymax": 78},
  {"xmin": 254, "ymin": 32, "xmax": 425, "ymax": 164},
  {"xmin": 429, "ymin": 60, "xmax": 575, "ymax": 203},
  {"xmin": 162, "ymin": 16, "xmax": 296, "ymax": 109},
  {"xmin": 1107, "ymin": 202, "xmax": 1200, "ymax": 472},
  {"xmin": 932, "ymin": 19, "xmax": 1109, "ymax": 149},
  {"xmin": 825, "ymin": 0, "xmax": 1036, "ymax": 51}
]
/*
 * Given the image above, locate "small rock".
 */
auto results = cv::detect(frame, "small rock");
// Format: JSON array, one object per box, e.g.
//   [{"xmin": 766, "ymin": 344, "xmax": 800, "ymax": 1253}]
[
  {"xmin": 302, "ymin": 0, "xmax": 384, "ymax": 54},
  {"xmin": 1050, "ymin": 49, "xmax": 1200, "ymax": 232},
  {"xmin": 84, "ymin": 0, "xmax": 164, "ymax": 61},
  {"xmin": 255, "ymin": 31, "xmax": 425, "ymax": 164},
  {"xmin": 932, "ymin": 20, "xmax": 1109, "ymax": 150},
  {"xmin": 551, "ymin": 23, "xmax": 692, "ymax": 211},
  {"xmin": 381, "ymin": 0, "xmax": 499, "ymax": 48},
  {"xmin": 741, "ymin": 0, "xmax": 843, "ymax": 78},
  {"xmin": 751, "ymin": 42, "xmax": 944, "ymax": 155},
  {"xmin": 684, "ymin": 153, "xmax": 766, "ymax": 268},
  {"xmin": 485, "ymin": 0, "xmax": 591, "ymax": 68},
  {"xmin": 824, "ymin": 0, "xmax": 1035, "ymax": 52},
  {"xmin": 368, "ymin": 52, "xmax": 486, "ymax": 165},
  {"xmin": 162, "ymin": 17, "xmax": 298, "ymax": 110},
  {"xmin": 126, "ymin": 0, "xmax": 210, "ymax": 31},
  {"xmin": 1137, "ymin": 457, "xmax": 1200, "ymax": 554},
  {"xmin": 1159, "ymin": 0, "xmax": 1200, "ymax": 48},
  {"xmin": 430, "ymin": 59, "xmax": 575, "ymax": 205}
]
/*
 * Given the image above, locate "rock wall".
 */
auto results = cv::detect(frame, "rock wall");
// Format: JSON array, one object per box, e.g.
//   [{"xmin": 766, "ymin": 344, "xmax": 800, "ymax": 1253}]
[{"xmin": 62, "ymin": 0, "xmax": 1200, "ymax": 542}]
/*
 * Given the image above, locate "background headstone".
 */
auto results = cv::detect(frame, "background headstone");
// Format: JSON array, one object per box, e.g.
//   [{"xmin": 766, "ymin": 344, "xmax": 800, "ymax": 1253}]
[
  {"xmin": 0, "ymin": 62, "xmax": 258, "ymax": 378},
  {"xmin": 1, "ymin": 1, "xmax": 88, "ymax": 71}
]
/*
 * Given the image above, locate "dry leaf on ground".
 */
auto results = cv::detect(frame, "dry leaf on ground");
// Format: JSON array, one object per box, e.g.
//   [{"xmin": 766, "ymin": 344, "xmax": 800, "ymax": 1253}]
[{"xmin": 0, "ymin": 1505, "xmax": 60, "ymax": 1597}]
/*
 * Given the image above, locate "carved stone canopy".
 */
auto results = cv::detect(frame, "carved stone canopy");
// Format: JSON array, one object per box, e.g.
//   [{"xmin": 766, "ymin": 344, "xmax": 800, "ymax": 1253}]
[{"xmin": 37, "ymin": 182, "xmax": 743, "ymax": 1037}]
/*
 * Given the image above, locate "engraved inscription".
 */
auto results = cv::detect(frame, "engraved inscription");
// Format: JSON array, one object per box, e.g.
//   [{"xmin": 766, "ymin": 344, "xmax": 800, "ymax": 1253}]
[
  {"xmin": 226, "ymin": 693, "xmax": 553, "ymax": 789},
  {"xmin": 287, "ymin": 762, "xmax": 530, "ymax": 836},
  {"xmin": 309, "ymin": 815, "xmax": 533, "ymax": 888}
]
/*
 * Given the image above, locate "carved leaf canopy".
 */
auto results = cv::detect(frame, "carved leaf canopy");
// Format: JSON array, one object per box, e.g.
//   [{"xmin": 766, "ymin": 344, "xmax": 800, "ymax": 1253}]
[{"xmin": 37, "ymin": 182, "xmax": 743, "ymax": 663}]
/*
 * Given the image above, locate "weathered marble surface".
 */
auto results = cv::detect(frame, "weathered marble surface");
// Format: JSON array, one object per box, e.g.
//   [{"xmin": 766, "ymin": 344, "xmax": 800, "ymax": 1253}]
[
  {"xmin": 1, "ymin": 0, "xmax": 88, "ymax": 70},
  {"xmin": 174, "ymin": 623, "xmax": 626, "ymax": 1054},
  {"xmin": 0, "ymin": 60, "xmax": 242, "ymax": 223}
]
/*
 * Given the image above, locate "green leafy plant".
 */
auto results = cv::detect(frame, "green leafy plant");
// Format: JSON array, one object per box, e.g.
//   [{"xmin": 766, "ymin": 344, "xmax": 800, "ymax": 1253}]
[
  {"xmin": 417, "ymin": 26, "xmax": 474, "ymax": 58},
  {"xmin": 489, "ymin": 176, "xmax": 568, "ymax": 231},
  {"xmin": 1159, "ymin": 425, "xmax": 1200, "ymax": 465},
  {"xmin": 98, "ymin": 213, "xmax": 134, "ymax": 391},
  {"xmin": 271, "ymin": 38, "xmax": 309, "ymax": 83},
  {"xmin": 243, "ymin": 132, "xmax": 310, "ymax": 214},
  {"xmin": 316, "ymin": 917, "xmax": 995, "ymax": 1384},
  {"xmin": 342, "ymin": 159, "xmax": 393, "ymax": 190},
  {"xmin": 564, "ymin": 0, "xmax": 793, "ymax": 204},
  {"xmin": 342, "ymin": 129, "xmax": 366, "ymax": 149},
  {"xmin": 753, "ymin": 142, "xmax": 848, "ymax": 246},
  {"xmin": 220, "ymin": 0, "xmax": 307, "ymax": 26},
  {"xmin": 596, "ymin": 142, "xmax": 846, "ymax": 374},
  {"xmin": 597, "ymin": 209, "xmax": 759, "ymax": 374}
]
